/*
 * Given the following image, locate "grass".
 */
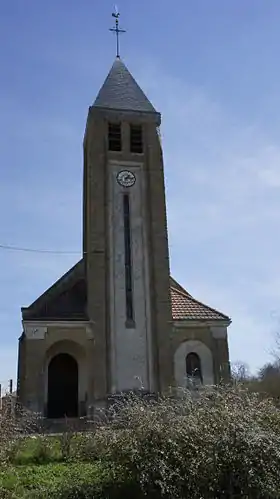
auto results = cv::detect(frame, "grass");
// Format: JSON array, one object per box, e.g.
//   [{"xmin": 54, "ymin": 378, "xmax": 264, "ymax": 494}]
[
  {"xmin": 11, "ymin": 436, "xmax": 61, "ymax": 465},
  {"xmin": 0, "ymin": 435, "xmax": 139, "ymax": 498},
  {"xmin": 0, "ymin": 461, "xmax": 115, "ymax": 498},
  {"xmin": 6, "ymin": 433, "xmax": 99, "ymax": 465}
]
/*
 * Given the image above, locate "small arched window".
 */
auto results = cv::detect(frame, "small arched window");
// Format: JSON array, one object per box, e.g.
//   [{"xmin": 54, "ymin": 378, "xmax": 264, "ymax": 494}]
[{"xmin": 186, "ymin": 352, "xmax": 203, "ymax": 383}]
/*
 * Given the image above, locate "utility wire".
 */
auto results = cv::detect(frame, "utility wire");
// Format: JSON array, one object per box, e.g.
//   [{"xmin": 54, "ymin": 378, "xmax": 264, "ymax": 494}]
[{"xmin": 0, "ymin": 244, "xmax": 81, "ymax": 255}]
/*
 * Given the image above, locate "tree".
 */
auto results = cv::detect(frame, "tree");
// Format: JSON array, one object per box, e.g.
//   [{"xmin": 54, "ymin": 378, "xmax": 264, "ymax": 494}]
[{"xmin": 231, "ymin": 361, "xmax": 251, "ymax": 382}]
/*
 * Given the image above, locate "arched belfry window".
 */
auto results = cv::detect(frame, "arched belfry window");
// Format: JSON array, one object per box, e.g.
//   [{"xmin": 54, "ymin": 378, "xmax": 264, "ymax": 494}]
[{"xmin": 186, "ymin": 352, "xmax": 203, "ymax": 383}]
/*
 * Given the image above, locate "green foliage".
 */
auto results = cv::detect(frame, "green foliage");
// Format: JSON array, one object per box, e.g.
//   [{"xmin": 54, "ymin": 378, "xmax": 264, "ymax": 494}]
[
  {"xmin": 26, "ymin": 437, "xmax": 53, "ymax": 465},
  {"xmin": 8, "ymin": 434, "xmax": 102, "ymax": 466},
  {"xmin": 9, "ymin": 436, "xmax": 61, "ymax": 465},
  {"xmin": 93, "ymin": 385, "xmax": 280, "ymax": 498},
  {"xmin": 1, "ymin": 385, "xmax": 280, "ymax": 498},
  {"xmin": 71, "ymin": 433, "xmax": 99, "ymax": 462},
  {"xmin": 0, "ymin": 462, "xmax": 142, "ymax": 499}
]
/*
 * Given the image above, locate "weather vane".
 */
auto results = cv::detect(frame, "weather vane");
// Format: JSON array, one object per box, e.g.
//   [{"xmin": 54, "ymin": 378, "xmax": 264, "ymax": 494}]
[{"xmin": 110, "ymin": 6, "xmax": 126, "ymax": 58}]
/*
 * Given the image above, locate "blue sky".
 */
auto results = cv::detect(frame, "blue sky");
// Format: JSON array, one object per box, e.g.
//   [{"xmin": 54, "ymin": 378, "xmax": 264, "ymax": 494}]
[{"xmin": 0, "ymin": 0, "xmax": 280, "ymax": 388}]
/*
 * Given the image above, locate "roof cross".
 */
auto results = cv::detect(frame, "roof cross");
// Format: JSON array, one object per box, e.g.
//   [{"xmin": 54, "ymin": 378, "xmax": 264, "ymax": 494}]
[{"xmin": 110, "ymin": 7, "xmax": 126, "ymax": 58}]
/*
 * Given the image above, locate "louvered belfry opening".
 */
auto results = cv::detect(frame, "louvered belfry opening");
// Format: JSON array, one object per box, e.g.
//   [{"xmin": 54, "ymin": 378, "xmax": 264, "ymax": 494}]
[
  {"xmin": 130, "ymin": 124, "xmax": 143, "ymax": 153},
  {"xmin": 108, "ymin": 122, "xmax": 122, "ymax": 151}
]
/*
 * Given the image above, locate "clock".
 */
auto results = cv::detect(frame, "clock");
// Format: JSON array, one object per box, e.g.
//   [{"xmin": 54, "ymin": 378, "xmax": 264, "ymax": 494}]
[{"xmin": 116, "ymin": 170, "xmax": 136, "ymax": 188}]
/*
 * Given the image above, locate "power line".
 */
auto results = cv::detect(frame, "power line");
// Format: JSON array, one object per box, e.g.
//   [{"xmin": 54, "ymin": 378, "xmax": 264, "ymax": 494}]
[{"xmin": 0, "ymin": 244, "xmax": 81, "ymax": 255}]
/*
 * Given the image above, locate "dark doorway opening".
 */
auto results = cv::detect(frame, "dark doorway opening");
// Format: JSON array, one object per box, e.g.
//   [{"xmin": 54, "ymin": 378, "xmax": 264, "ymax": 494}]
[
  {"xmin": 47, "ymin": 353, "xmax": 78, "ymax": 418},
  {"xmin": 186, "ymin": 352, "xmax": 203, "ymax": 383}
]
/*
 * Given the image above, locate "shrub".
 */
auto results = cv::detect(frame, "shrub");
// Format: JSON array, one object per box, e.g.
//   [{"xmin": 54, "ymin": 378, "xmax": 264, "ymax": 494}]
[
  {"xmin": 71, "ymin": 433, "xmax": 99, "ymax": 462},
  {"xmin": 53, "ymin": 474, "xmax": 144, "ymax": 499},
  {"xmin": 93, "ymin": 385, "xmax": 280, "ymax": 498},
  {"xmin": 28, "ymin": 437, "xmax": 53, "ymax": 464},
  {"xmin": 2, "ymin": 385, "xmax": 280, "ymax": 497},
  {"xmin": 0, "ymin": 398, "xmax": 41, "ymax": 465}
]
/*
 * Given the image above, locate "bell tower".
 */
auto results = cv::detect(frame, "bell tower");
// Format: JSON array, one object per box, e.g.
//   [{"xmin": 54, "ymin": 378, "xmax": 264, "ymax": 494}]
[{"xmin": 83, "ymin": 18, "xmax": 173, "ymax": 401}]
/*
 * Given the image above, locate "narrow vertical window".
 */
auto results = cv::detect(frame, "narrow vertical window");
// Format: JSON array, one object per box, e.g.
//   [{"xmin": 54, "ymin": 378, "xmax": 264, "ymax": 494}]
[
  {"xmin": 123, "ymin": 194, "xmax": 134, "ymax": 322},
  {"xmin": 108, "ymin": 123, "xmax": 122, "ymax": 151},
  {"xmin": 130, "ymin": 124, "xmax": 143, "ymax": 153},
  {"xmin": 186, "ymin": 353, "xmax": 203, "ymax": 383}
]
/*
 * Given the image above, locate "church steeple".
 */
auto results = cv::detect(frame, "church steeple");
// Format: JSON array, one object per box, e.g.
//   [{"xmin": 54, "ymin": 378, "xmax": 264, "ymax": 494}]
[
  {"xmin": 92, "ymin": 9, "xmax": 157, "ymax": 115},
  {"xmin": 83, "ymin": 22, "xmax": 173, "ymax": 396},
  {"xmin": 93, "ymin": 58, "xmax": 157, "ymax": 114}
]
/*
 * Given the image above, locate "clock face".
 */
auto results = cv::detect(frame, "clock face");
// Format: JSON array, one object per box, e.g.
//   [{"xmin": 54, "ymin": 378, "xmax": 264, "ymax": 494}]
[{"xmin": 116, "ymin": 170, "xmax": 136, "ymax": 188}]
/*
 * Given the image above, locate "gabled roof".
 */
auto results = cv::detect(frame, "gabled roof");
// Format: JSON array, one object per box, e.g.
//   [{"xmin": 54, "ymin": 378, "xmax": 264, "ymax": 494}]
[
  {"xmin": 93, "ymin": 58, "xmax": 157, "ymax": 113},
  {"xmin": 169, "ymin": 276, "xmax": 192, "ymax": 297},
  {"xmin": 21, "ymin": 259, "xmax": 230, "ymax": 324},
  {"xmin": 171, "ymin": 286, "xmax": 230, "ymax": 322},
  {"xmin": 21, "ymin": 260, "xmax": 87, "ymax": 321}
]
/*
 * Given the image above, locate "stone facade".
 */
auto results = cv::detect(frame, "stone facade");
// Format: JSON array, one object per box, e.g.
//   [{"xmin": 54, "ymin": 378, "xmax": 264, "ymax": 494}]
[
  {"xmin": 171, "ymin": 323, "xmax": 230, "ymax": 388},
  {"xmin": 17, "ymin": 58, "xmax": 231, "ymax": 418},
  {"xmin": 18, "ymin": 321, "xmax": 94, "ymax": 415}
]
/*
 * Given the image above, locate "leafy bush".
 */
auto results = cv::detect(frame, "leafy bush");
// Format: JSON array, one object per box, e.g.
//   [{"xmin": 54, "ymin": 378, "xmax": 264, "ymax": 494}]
[
  {"xmin": 93, "ymin": 385, "xmax": 280, "ymax": 498},
  {"xmin": 0, "ymin": 398, "xmax": 41, "ymax": 465},
  {"xmin": 71, "ymin": 433, "xmax": 99, "ymax": 462},
  {"xmin": 1, "ymin": 385, "xmax": 280, "ymax": 498},
  {"xmin": 27, "ymin": 437, "xmax": 53, "ymax": 465}
]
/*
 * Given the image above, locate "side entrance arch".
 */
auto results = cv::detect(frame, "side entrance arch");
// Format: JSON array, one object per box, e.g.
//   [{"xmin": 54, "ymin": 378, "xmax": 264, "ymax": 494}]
[{"xmin": 47, "ymin": 353, "xmax": 78, "ymax": 418}]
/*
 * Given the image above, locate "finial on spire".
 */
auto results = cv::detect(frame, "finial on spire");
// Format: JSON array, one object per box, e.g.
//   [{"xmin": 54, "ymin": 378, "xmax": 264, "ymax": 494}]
[{"xmin": 110, "ymin": 6, "xmax": 126, "ymax": 58}]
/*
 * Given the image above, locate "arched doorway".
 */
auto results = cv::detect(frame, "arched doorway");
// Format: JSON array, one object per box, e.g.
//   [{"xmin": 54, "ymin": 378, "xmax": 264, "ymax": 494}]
[{"xmin": 47, "ymin": 353, "xmax": 78, "ymax": 418}]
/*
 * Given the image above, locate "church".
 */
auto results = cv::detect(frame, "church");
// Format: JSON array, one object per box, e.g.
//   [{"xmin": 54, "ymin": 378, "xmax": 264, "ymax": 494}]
[{"xmin": 17, "ymin": 34, "xmax": 231, "ymax": 419}]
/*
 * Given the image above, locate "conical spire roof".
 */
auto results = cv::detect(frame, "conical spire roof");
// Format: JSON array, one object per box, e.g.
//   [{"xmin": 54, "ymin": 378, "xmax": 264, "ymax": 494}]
[{"xmin": 93, "ymin": 58, "xmax": 157, "ymax": 113}]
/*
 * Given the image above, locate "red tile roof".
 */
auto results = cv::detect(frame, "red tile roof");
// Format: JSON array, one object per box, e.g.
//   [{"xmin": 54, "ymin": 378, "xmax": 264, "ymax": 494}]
[{"xmin": 170, "ymin": 286, "xmax": 230, "ymax": 322}]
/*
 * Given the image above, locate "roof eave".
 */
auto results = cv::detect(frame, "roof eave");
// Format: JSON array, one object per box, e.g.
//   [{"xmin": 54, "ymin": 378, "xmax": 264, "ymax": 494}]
[
  {"xmin": 173, "ymin": 318, "xmax": 232, "ymax": 328},
  {"xmin": 90, "ymin": 105, "xmax": 161, "ymax": 124}
]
